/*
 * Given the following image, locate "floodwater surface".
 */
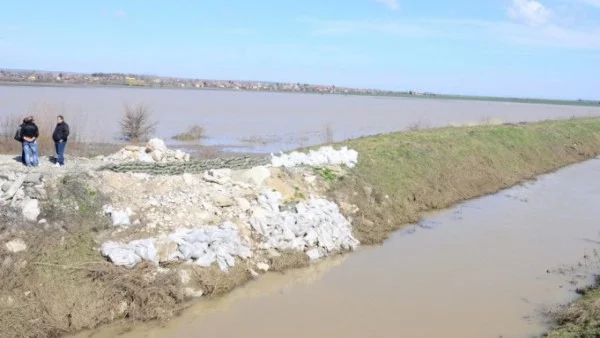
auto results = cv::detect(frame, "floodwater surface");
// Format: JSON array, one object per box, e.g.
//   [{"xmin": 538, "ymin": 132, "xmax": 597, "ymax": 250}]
[
  {"xmin": 73, "ymin": 159, "xmax": 600, "ymax": 338},
  {"xmin": 2, "ymin": 86, "xmax": 600, "ymax": 152}
]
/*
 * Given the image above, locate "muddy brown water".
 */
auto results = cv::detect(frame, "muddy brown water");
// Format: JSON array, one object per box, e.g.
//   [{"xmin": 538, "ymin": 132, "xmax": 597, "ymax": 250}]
[
  {"xmin": 2, "ymin": 86, "xmax": 600, "ymax": 153},
  {"xmin": 71, "ymin": 159, "xmax": 600, "ymax": 338}
]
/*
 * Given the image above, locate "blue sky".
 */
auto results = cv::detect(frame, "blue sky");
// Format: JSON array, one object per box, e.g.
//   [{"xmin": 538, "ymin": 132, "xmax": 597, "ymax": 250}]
[{"xmin": 1, "ymin": 0, "xmax": 599, "ymax": 99}]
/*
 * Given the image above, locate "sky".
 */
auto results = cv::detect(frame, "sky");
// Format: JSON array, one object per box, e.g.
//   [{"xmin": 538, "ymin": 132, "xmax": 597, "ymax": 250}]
[{"xmin": 0, "ymin": 0, "xmax": 599, "ymax": 99}]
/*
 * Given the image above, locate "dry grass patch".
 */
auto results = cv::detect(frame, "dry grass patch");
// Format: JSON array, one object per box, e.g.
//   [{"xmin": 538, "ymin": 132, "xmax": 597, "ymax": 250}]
[
  {"xmin": 268, "ymin": 250, "xmax": 310, "ymax": 272},
  {"xmin": 191, "ymin": 263, "xmax": 253, "ymax": 297}
]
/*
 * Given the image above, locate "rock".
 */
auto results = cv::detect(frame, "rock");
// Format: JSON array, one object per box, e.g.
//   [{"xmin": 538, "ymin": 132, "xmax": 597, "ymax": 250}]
[
  {"xmin": 241, "ymin": 166, "xmax": 271, "ymax": 186},
  {"xmin": 0, "ymin": 171, "xmax": 16, "ymax": 181},
  {"xmin": 184, "ymin": 154, "xmax": 191, "ymax": 162},
  {"xmin": 182, "ymin": 173, "xmax": 198, "ymax": 185},
  {"xmin": 213, "ymin": 194, "xmax": 235, "ymax": 208},
  {"xmin": 138, "ymin": 152, "xmax": 154, "ymax": 163},
  {"xmin": 132, "ymin": 173, "xmax": 150, "ymax": 180},
  {"xmin": 155, "ymin": 238, "xmax": 179, "ymax": 262},
  {"xmin": 306, "ymin": 248, "xmax": 321, "ymax": 261},
  {"xmin": 256, "ymin": 262, "xmax": 270, "ymax": 271},
  {"xmin": 203, "ymin": 169, "xmax": 231, "ymax": 185},
  {"xmin": 103, "ymin": 205, "xmax": 133, "ymax": 227},
  {"xmin": 125, "ymin": 145, "xmax": 140, "ymax": 151},
  {"xmin": 13, "ymin": 189, "xmax": 25, "ymax": 201},
  {"xmin": 174, "ymin": 149, "xmax": 186, "ymax": 160},
  {"xmin": 1, "ymin": 182, "xmax": 11, "ymax": 193},
  {"xmin": 38, "ymin": 219, "xmax": 47, "ymax": 224},
  {"xmin": 0, "ymin": 295, "xmax": 15, "ymax": 307},
  {"xmin": 339, "ymin": 201, "xmax": 359, "ymax": 215},
  {"xmin": 151, "ymin": 150, "xmax": 165, "ymax": 162},
  {"xmin": 23, "ymin": 173, "xmax": 42, "ymax": 184},
  {"xmin": 184, "ymin": 287, "xmax": 204, "ymax": 298},
  {"xmin": 1, "ymin": 176, "xmax": 25, "ymax": 200},
  {"xmin": 117, "ymin": 301, "xmax": 128, "ymax": 316},
  {"xmin": 5, "ymin": 239, "xmax": 27, "ymax": 253},
  {"xmin": 179, "ymin": 269, "xmax": 191, "ymax": 285},
  {"xmin": 146, "ymin": 138, "xmax": 167, "ymax": 153},
  {"xmin": 236, "ymin": 197, "xmax": 251, "ymax": 211},
  {"xmin": 21, "ymin": 199, "xmax": 40, "ymax": 222},
  {"xmin": 304, "ymin": 175, "xmax": 317, "ymax": 184}
]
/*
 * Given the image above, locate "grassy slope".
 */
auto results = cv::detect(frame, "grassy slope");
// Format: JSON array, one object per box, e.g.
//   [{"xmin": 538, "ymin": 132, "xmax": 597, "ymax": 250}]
[{"xmin": 332, "ymin": 118, "xmax": 600, "ymax": 243}]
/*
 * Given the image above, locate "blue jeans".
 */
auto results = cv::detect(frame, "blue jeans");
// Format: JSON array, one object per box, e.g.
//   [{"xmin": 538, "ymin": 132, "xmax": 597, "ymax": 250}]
[
  {"xmin": 55, "ymin": 141, "xmax": 67, "ymax": 165},
  {"xmin": 23, "ymin": 141, "xmax": 39, "ymax": 167}
]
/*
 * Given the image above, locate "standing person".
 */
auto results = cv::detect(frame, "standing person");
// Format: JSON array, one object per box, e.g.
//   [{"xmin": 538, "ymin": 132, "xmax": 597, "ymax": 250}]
[
  {"xmin": 20, "ymin": 116, "xmax": 39, "ymax": 167},
  {"xmin": 52, "ymin": 115, "xmax": 70, "ymax": 167},
  {"xmin": 14, "ymin": 118, "xmax": 25, "ymax": 164}
]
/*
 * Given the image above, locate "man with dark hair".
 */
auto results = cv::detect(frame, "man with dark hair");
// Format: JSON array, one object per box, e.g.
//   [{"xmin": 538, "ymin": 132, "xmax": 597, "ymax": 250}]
[
  {"xmin": 20, "ymin": 116, "xmax": 39, "ymax": 167},
  {"xmin": 52, "ymin": 115, "xmax": 70, "ymax": 167}
]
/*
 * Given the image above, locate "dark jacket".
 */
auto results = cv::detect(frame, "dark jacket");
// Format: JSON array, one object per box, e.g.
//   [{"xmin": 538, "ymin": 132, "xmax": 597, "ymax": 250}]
[
  {"xmin": 20, "ymin": 122, "xmax": 39, "ymax": 140},
  {"xmin": 14, "ymin": 124, "xmax": 23, "ymax": 142},
  {"xmin": 52, "ymin": 122, "xmax": 70, "ymax": 142}
]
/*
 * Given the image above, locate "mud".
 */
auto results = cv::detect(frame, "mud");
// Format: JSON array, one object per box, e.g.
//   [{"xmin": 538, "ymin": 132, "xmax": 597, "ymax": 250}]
[{"xmin": 69, "ymin": 158, "xmax": 600, "ymax": 338}]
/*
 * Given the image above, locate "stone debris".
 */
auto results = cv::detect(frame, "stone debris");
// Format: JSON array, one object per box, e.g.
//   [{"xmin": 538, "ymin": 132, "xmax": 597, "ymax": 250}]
[
  {"xmin": 21, "ymin": 199, "xmax": 40, "ymax": 222},
  {"xmin": 1, "ymin": 176, "xmax": 25, "ymax": 201},
  {"xmin": 105, "ymin": 138, "xmax": 191, "ymax": 163},
  {"xmin": 202, "ymin": 169, "xmax": 232, "ymax": 185},
  {"xmin": 238, "ymin": 166, "xmax": 271, "ymax": 186},
  {"xmin": 249, "ymin": 190, "xmax": 359, "ymax": 259},
  {"xmin": 100, "ymin": 222, "xmax": 252, "ymax": 271},
  {"xmin": 270, "ymin": 146, "xmax": 358, "ymax": 168},
  {"xmin": 102, "ymin": 205, "xmax": 134, "ymax": 227},
  {"xmin": 5, "ymin": 239, "xmax": 27, "ymax": 253}
]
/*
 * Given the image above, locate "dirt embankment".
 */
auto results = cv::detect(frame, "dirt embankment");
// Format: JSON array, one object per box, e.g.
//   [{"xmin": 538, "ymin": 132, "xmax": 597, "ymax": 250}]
[{"xmin": 3, "ymin": 118, "xmax": 600, "ymax": 338}]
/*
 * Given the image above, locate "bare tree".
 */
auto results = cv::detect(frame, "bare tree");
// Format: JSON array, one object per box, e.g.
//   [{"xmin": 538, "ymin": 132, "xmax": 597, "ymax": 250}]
[{"xmin": 119, "ymin": 103, "xmax": 157, "ymax": 142}]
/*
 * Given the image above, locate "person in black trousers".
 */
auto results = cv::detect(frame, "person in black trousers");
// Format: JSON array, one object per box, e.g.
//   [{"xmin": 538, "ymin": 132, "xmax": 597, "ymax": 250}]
[{"xmin": 52, "ymin": 115, "xmax": 70, "ymax": 167}]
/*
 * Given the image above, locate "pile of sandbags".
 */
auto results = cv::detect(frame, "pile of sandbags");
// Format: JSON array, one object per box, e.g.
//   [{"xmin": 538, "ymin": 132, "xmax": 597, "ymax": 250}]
[
  {"xmin": 106, "ymin": 138, "xmax": 191, "ymax": 163},
  {"xmin": 270, "ymin": 146, "xmax": 358, "ymax": 168},
  {"xmin": 100, "ymin": 222, "xmax": 252, "ymax": 271},
  {"xmin": 249, "ymin": 190, "xmax": 359, "ymax": 260}
]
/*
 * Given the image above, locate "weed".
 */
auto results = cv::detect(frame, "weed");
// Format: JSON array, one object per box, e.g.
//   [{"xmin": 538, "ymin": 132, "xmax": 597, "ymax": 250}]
[
  {"xmin": 172, "ymin": 125, "xmax": 207, "ymax": 141},
  {"xmin": 314, "ymin": 167, "xmax": 338, "ymax": 182}
]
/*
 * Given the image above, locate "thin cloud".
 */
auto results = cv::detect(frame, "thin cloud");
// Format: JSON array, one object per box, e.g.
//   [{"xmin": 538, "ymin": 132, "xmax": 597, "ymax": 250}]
[
  {"xmin": 374, "ymin": 0, "xmax": 400, "ymax": 11},
  {"xmin": 299, "ymin": 16, "xmax": 600, "ymax": 50},
  {"xmin": 300, "ymin": 17, "xmax": 434, "ymax": 37},
  {"xmin": 113, "ymin": 9, "xmax": 127, "ymax": 18},
  {"xmin": 507, "ymin": 0, "xmax": 553, "ymax": 27},
  {"xmin": 581, "ymin": 0, "xmax": 600, "ymax": 7},
  {"xmin": 102, "ymin": 9, "xmax": 127, "ymax": 19}
]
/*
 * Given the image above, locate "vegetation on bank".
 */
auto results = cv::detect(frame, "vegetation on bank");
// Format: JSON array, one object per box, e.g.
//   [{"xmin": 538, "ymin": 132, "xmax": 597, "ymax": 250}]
[
  {"xmin": 545, "ymin": 277, "xmax": 600, "ymax": 337},
  {"xmin": 3, "ymin": 118, "xmax": 600, "ymax": 337},
  {"xmin": 330, "ymin": 118, "xmax": 600, "ymax": 244}
]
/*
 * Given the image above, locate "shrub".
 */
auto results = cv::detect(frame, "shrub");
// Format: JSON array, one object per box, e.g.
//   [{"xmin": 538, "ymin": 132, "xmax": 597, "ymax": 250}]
[
  {"xmin": 119, "ymin": 103, "xmax": 157, "ymax": 142},
  {"xmin": 172, "ymin": 125, "xmax": 206, "ymax": 141}
]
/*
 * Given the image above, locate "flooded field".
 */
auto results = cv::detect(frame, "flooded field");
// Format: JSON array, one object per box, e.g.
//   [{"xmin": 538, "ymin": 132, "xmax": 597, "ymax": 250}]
[
  {"xmin": 2, "ymin": 86, "xmax": 600, "ymax": 153},
  {"xmin": 71, "ymin": 159, "xmax": 600, "ymax": 338}
]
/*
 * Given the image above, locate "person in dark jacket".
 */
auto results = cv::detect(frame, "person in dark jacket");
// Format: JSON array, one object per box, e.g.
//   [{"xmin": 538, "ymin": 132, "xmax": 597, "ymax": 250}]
[
  {"xmin": 52, "ymin": 115, "xmax": 70, "ymax": 167},
  {"xmin": 14, "ymin": 120, "xmax": 25, "ymax": 164},
  {"xmin": 20, "ymin": 116, "xmax": 39, "ymax": 167}
]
